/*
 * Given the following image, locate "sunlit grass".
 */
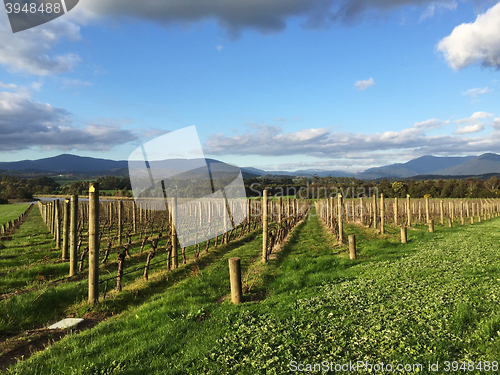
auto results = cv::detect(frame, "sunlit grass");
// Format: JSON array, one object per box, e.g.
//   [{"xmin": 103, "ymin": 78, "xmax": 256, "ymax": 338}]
[
  {"xmin": 4, "ymin": 207, "xmax": 500, "ymax": 374},
  {"xmin": 0, "ymin": 205, "xmax": 29, "ymax": 227}
]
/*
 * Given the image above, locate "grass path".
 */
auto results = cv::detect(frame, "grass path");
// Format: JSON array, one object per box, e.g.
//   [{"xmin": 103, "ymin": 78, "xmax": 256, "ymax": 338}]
[
  {"xmin": 0, "ymin": 205, "xmax": 29, "ymax": 228},
  {"xmin": 4, "ymin": 210, "xmax": 500, "ymax": 374}
]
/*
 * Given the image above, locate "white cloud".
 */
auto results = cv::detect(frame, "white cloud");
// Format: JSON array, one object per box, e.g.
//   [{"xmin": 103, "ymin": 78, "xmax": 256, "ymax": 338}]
[
  {"xmin": 471, "ymin": 111, "xmax": 493, "ymax": 120},
  {"xmin": 454, "ymin": 124, "xmax": 484, "ymax": 134},
  {"xmin": 354, "ymin": 77, "xmax": 375, "ymax": 90},
  {"xmin": 0, "ymin": 13, "xmax": 81, "ymax": 75},
  {"xmin": 437, "ymin": 2, "xmax": 500, "ymax": 70},
  {"xmin": 216, "ymin": 45, "xmax": 224, "ymax": 51},
  {"xmin": 462, "ymin": 87, "xmax": 492, "ymax": 98},
  {"xmin": 205, "ymin": 120, "xmax": 500, "ymax": 160},
  {"xmin": 414, "ymin": 118, "xmax": 448, "ymax": 129},
  {"xmin": 0, "ymin": 82, "xmax": 18, "ymax": 90},
  {"xmin": 492, "ymin": 117, "xmax": 500, "ymax": 130},
  {"xmin": 420, "ymin": 1, "xmax": 457, "ymax": 21},
  {"xmin": 0, "ymin": 86, "xmax": 137, "ymax": 151},
  {"xmin": 31, "ymin": 82, "xmax": 43, "ymax": 91},
  {"xmin": 454, "ymin": 111, "xmax": 494, "ymax": 124}
]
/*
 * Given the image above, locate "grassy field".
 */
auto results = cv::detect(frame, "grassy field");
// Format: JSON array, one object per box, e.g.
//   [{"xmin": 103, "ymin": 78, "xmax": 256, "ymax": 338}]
[
  {"xmin": 0, "ymin": 205, "xmax": 260, "ymax": 336},
  {"xmin": 3, "ymin": 207, "xmax": 500, "ymax": 374},
  {"xmin": 0, "ymin": 205, "xmax": 30, "ymax": 227}
]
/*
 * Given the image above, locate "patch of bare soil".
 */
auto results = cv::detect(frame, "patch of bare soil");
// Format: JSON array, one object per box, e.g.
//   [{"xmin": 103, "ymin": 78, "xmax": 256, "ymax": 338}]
[{"xmin": 0, "ymin": 313, "xmax": 109, "ymax": 372}]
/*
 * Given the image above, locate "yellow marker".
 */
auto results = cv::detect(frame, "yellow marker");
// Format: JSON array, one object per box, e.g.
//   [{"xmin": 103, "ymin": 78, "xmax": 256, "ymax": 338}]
[
  {"xmin": 89, "ymin": 185, "xmax": 95, "ymax": 193},
  {"xmin": 65, "ymin": 199, "xmax": 70, "ymax": 203}
]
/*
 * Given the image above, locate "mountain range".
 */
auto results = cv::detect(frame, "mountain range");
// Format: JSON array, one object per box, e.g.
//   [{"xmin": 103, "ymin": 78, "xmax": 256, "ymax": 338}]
[{"xmin": 1, "ymin": 153, "xmax": 500, "ymax": 180}]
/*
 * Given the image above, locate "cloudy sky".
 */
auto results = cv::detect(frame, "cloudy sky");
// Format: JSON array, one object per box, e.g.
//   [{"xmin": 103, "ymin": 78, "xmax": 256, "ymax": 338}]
[{"xmin": 1, "ymin": 0, "xmax": 500, "ymax": 172}]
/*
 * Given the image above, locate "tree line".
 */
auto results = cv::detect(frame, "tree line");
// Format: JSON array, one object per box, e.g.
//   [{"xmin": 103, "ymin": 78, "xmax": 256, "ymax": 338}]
[
  {"xmin": 292, "ymin": 176, "xmax": 500, "ymax": 199},
  {"xmin": 1, "ymin": 173, "xmax": 499, "ymax": 204}
]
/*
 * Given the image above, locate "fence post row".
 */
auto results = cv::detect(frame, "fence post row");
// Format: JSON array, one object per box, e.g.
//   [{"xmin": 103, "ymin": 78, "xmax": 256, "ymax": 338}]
[
  {"xmin": 262, "ymin": 190, "xmax": 268, "ymax": 264},
  {"xmin": 62, "ymin": 199, "xmax": 70, "ymax": 260},
  {"xmin": 88, "ymin": 183, "xmax": 100, "ymax": 305},
  {"xmin": 69, "ymin": 195, "xmax": 78, "ymax": 277}
]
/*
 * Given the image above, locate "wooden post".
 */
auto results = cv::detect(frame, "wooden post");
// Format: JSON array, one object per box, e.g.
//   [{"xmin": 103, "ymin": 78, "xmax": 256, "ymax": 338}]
[
  {"xmin": 324, "ymin": 198, "xmax": 329, "ymax": 228},
  {"xmin": 48, "ymin": 201, "xmax": 52, "ymax": 234},
  {"xmin": 118, "ymin": 201, "xmax": 122, "ymax": 245},
  {"xmin": 359, "ymin": 197, "xmax": 364, "ymax": 225},
  {"xmin": 132, "ymin": 202, "xmax": 137, "ymax": 233},
  {"xmin": 55, "ymin": 200, "xmax": 61, "ymax": 249},
  {"xmin": 338, "ymin": 194, "xmax": 343, "ymax": 244},
  {"xmin": 223, "ymin": 200, "xmax": 228, "ymax": 244},
  {"xmin": 440, "ymin": 200, "xmax": 444, "ymax": 225},
  {"xmin": 425, "ymin": 197, "xmax": 430, "ymax": 225},
  {"xmin": 394, "ymin": 197, "xmax": 398, "ymax": 226},
  {"xmin": 62, "ymin": 199, "xmax": 70, "ymax": 260},
  {"xmin": 247, "ymin": 199, "xmax": 251, "ymax": 224},
  {"xmin": 262, "ymin": 190, "xmax": 268, "ymax": 264},
  {"xmin": 372, "ymin": 194, "xmax": 377, "ymax": 230},
  {"xmin": 406, "ymin": 195, "xmax": 411, "ymax": 227},
  {"xmin": 448, "ymin": 215, "xmax": 452, "ymax": 227},
  {"xmin": 52, "ymin": 200, "xmax": 56, "ymax": 235},
  {"xmin": 69, "ymin": 195, "xmax": 78, "ymax": 276},
  {"xmin": 278, "ymin": 196, "xmax": 282, "ymax": 224},
  {"xmin": 460, "ymin": 201, "xmax": 464, "ymax": 223},
  {"xmin": 380, "ymin": 194, "xmax": 385, "ymax": 234},
  {"xmin": 171, "ymin": 197, "xmax": 178, "ymax": 269},
  {"xmin": 229, "ymin": 257, "xmax": 242, "ymax": 304},
  {"xmin": 428, "ymin": 219, "xmax": 434, "ymax": 233},
  {"xmin": 88, "ymin": 183, "xmax": 100, "ymax": 304},
  {"xmin": 401, "ymin": 226, "xmax": 407, "ymax": 243},
  {"xmin": 348, "ymin": 234, "xmax": 356, "ymax": 259},
  {"xmin": 330, "ymin": 197, "xmax": 335, "ymax": 228}
]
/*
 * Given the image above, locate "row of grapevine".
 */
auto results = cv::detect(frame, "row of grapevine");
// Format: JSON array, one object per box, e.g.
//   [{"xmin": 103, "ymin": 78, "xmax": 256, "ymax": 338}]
[
  {"xmin": 315, "ymin": 195, "xmax": 500, "ymax": 242},
  {"xmin": 0, "ymin": 203, "xmax": 33, "ymax": 239},
  {"xmin": 260, "ymin": 192, "xmax": 310, "ymax": 263},
  {"xmin": 36, "ymin": 185, "xmax": 309, "ymax": 303}
]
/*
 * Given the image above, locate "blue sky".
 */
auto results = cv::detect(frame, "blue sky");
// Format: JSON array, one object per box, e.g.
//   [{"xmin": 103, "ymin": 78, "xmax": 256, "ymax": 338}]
[{"xmin": 1, "ymin": 0, "xmax": 500, "ymax": 172}]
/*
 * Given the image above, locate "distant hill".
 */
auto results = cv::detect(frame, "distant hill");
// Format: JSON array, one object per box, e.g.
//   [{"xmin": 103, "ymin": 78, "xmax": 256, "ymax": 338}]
[
  {"xmin": 357, "ymin": 155, "xmax": 475, "ymax": 179},
  {"xmin": 238, "ymin": 166, "xmax": 267, "ymax": 177},
  {"xmin": 0, "ymin": 154, "xmax": 262, "ymax": 179},
  {"xmin": 433, "ymin": 153, "xmax": 500, "ymax": 176},
  {"xmin": 2, "ymin": 152, "xmax": 500, "ymax": 180},
  {"xmin": 0, "ymin": 154, "xmax": 128, "ymax": 173}
]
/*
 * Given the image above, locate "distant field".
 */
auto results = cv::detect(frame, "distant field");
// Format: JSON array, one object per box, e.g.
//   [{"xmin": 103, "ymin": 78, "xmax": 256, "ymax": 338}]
[{"xmin": 0, "ymin": 204, "xmax": 30, "ymax": 226}]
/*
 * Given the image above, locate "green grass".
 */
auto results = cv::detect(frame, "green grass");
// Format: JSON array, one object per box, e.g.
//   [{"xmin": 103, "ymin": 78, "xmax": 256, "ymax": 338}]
[
  {"xmin": 0, "ymin": 207, "xmax": 261, "ymax": 335},
  {"xmin": 4, "ymin": 208, "xmax": 500, "ymax": 374},
  {"xmin": 0, "ymin": 205, "xmax": 29, "ymax": 227}
]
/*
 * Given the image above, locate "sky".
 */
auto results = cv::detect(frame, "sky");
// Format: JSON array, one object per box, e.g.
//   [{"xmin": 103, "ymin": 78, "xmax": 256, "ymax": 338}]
[{"xmin": 0, "ymin": 0, "xmax": 500, "ymax": 173}]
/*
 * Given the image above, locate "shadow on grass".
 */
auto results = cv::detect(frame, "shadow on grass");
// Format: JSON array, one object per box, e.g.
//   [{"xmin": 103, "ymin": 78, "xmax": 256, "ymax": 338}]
[{"xmin": 87, "ymin": 230, "xmax": 262, "ymax": 317}]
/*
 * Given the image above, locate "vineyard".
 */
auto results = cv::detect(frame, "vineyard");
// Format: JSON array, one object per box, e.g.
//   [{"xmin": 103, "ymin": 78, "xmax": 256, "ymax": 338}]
[{"xmin": 1, "ymin": 187, "xmax": 500, "ymax": 374}]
